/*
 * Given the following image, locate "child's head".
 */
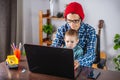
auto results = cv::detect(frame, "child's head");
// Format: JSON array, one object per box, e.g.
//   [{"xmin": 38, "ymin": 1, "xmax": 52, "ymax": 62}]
[{"xmin": 64, "ymin": 29, "xmax": 79, "ymax": 49}]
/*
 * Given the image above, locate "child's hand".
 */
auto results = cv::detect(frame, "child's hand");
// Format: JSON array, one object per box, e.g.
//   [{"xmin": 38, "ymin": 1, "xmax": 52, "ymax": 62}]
[{"xmin": 74, "ymin": 60, "xmax": 80, "ymax": 70}]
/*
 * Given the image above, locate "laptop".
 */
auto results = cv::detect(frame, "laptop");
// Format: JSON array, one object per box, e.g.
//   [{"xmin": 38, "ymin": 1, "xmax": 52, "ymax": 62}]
[{"xmin": 24, "ymin": 44, "xmax": 82, "ymax": 79}]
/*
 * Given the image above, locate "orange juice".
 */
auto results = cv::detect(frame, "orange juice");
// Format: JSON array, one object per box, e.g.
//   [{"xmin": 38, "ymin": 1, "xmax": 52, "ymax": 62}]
[{"xmin": 14, "ymin": 49, "xmax": 21, "ymax": 61}]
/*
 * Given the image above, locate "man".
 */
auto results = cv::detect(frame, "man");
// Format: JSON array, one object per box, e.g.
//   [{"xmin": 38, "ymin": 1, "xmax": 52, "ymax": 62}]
[{"xmin": 51, "ymin": 2, "xmax": 96, "ymax": 69}]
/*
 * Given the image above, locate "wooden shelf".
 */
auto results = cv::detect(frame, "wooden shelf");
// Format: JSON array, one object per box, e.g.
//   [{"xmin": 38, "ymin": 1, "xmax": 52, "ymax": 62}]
[
  {"xmin": 51, "ymin": 16, "xmax": 65, "ymax": 20},
  {"xmin": 43, "ymin": 38, "xmax": 52, "ymax": 46},
  {"xmin": 42, "ymin": 16, "xmax": 65, "ymax": 20},
  {"xmin": 39, "ymin": 10, "xmax": 64, "ymax": 46}
]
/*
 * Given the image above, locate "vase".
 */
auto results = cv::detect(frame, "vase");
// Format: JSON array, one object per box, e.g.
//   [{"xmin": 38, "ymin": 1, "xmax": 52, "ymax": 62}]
[{"xmin": 49, "ymin": 0, "xmax": 54, "ymax": 16}]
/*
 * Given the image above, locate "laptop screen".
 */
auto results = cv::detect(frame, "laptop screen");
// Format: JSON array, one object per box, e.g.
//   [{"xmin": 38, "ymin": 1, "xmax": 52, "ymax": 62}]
[{"xmin": 24, "ymin": 44, "xmax": 75, "ymax": 79}]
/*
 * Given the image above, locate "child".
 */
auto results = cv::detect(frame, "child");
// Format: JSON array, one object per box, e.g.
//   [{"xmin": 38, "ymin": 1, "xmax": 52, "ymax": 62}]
[
  {"xmin": 64, "ymin": 29, "xmax": 83, "ymax": 69},
  {"xmin": 64, "ymin": 29, "xmax": 83, "ymax": 61}
]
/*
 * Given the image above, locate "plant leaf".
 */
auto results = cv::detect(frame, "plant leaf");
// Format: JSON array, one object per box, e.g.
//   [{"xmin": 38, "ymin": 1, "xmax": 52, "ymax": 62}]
[
  {"xmin": 43, "ymin": 24, "xmax": 53, "ymax": 34},
  {"xmin": 113, "ymin": 34, "xmax": 120, "ymax": 50}
]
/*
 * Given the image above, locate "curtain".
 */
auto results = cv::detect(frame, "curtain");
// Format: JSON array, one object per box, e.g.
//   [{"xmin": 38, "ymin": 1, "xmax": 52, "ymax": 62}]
[{"xmin": 0, "ymin": 0, "xmax": 17, "ymax": 62}]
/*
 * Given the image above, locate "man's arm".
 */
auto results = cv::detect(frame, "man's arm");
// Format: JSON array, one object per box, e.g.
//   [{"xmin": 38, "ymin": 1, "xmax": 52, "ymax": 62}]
[
  {"xmin": 51, "ymin": 24, "xmax": 70, "ymax": 47},
  {"xmin": 78, "ymin": 28, "xmax": 96, "ymax": 67},
  {"xmin": 51, "ymin": 26, "xmax": 65, "ymax": 47}
]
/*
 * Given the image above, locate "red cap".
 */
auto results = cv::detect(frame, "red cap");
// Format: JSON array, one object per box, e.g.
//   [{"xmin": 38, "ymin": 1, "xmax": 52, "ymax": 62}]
[{"xmin": 64, "ymin": 2, "xmax": 85, "ymax": 21}]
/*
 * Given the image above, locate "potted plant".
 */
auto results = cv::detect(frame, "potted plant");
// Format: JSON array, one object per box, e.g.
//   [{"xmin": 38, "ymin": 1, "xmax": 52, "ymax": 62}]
[
  {"xmin": 113, "ymin": 34, "xmax": 120, "ymax": 71},
  {"xmin": 43, "ymin": 24, "xmax": 53, "ymax": 41}
]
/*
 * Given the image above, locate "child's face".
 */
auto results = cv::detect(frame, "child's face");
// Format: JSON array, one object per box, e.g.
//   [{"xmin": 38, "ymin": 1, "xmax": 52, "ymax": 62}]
[{"xmin": 64, "ymin": 35, "xmax": 79, "ymax": 49}]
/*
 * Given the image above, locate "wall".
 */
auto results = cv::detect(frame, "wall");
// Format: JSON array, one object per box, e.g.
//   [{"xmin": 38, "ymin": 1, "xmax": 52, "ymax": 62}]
[
  {"xmin": 81, "ymin": 0, "xmax": 120, "ymax": 58},
  {"xmin": 21, "ymin": 0, "xmax": 49, "ymax": 44},
  {"xmin": 20, "ymin": 0, "xmax": 120, "ymax": 70}
]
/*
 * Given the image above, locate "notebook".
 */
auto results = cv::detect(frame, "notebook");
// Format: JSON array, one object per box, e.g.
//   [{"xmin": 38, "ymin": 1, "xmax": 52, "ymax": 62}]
[{"xmin": 24, "ymin": 44, "xmax": 82, "ymax": 79}]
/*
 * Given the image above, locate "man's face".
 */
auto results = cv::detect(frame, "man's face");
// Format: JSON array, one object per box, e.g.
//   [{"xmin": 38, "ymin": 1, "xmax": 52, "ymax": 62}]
[
  {"xmin": 64, "ymin": 35, "xmax": 79, "ymax": 49},
  {"xmin": 66, "ymin": 13, "xmax": 81, "ymax": 30}
]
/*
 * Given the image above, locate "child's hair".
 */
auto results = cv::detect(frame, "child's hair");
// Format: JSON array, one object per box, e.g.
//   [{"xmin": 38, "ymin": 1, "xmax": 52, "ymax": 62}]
[{"xmin": 65, "ymin": 29, "xmax": 79, "ymax": 39}]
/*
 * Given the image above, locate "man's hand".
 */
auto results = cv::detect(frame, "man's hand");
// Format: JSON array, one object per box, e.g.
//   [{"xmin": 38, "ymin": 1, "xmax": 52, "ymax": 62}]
[{"xmin": 74, "ymin": 60, "xmax": 80, "ymax": 70}]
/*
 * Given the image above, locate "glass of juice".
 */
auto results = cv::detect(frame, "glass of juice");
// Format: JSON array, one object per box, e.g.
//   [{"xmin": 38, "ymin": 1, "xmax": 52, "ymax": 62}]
[{"xmin": 14, "ymin": 49, "xmax": 21, "ymax": 62}]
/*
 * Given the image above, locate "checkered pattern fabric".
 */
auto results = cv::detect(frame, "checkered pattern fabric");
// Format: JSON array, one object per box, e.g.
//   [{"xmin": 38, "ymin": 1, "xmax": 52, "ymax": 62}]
[{"xmin": 51, "ymin": 22, "xmax": 96, "ymax": 67}]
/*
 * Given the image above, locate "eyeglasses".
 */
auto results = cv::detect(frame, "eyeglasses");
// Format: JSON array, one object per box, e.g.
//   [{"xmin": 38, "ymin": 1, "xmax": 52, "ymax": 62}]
[{"xmin": 66, "ymin": 19, "xmax": 81, "ymax": 24}]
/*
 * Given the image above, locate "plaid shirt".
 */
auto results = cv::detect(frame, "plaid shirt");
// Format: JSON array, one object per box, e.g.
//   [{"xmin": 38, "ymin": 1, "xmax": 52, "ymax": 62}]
[{"xmin": 51, "ymin": 22, "xmax": 96, "ymax": 67}]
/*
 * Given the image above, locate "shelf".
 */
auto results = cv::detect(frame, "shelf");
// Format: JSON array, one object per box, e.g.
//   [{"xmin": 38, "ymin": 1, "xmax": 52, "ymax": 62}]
[
  {"xmin": 39, "ymin": 10, "xmax": 64, "ymax": 46},
  {"xmin": 42, "ymin": 16, "xmax": 65, "ymax": 20},
  {"xmin": 51, "ymin": 17, "xmax": 65, "ymax": 20},
  {"xmin": 43, "ymin": 38, "xmax": 52, "ymax": 46}
]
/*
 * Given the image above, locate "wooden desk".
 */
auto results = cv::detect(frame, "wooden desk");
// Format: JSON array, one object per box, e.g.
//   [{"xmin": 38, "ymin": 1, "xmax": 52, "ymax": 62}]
[{"xmin": 0, "ymin": 56, "xmax": 120, "ymax": 80}]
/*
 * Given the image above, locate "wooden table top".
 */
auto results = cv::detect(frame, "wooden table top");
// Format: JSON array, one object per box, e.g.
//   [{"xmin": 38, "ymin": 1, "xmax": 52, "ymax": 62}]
[{"xmin": 0, "ymin": 56, "xmax": 120, "ymax": 80}]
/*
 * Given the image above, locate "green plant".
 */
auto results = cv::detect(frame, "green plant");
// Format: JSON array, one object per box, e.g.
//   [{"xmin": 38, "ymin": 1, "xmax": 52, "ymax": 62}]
[
  {"xmin": 43, "ymin": 24, "xmax": 53, "ymax": 39},
  {"xmin": 113, "ymin": 55, "xmax": 120, "ymax": 70},
  {"xmin": 113, "ymin": 34, "xmax": 120, "ymax": 50},
  {"xmin": 113, "ymin": 34, "xmax": 120, "ymax": 71}
]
